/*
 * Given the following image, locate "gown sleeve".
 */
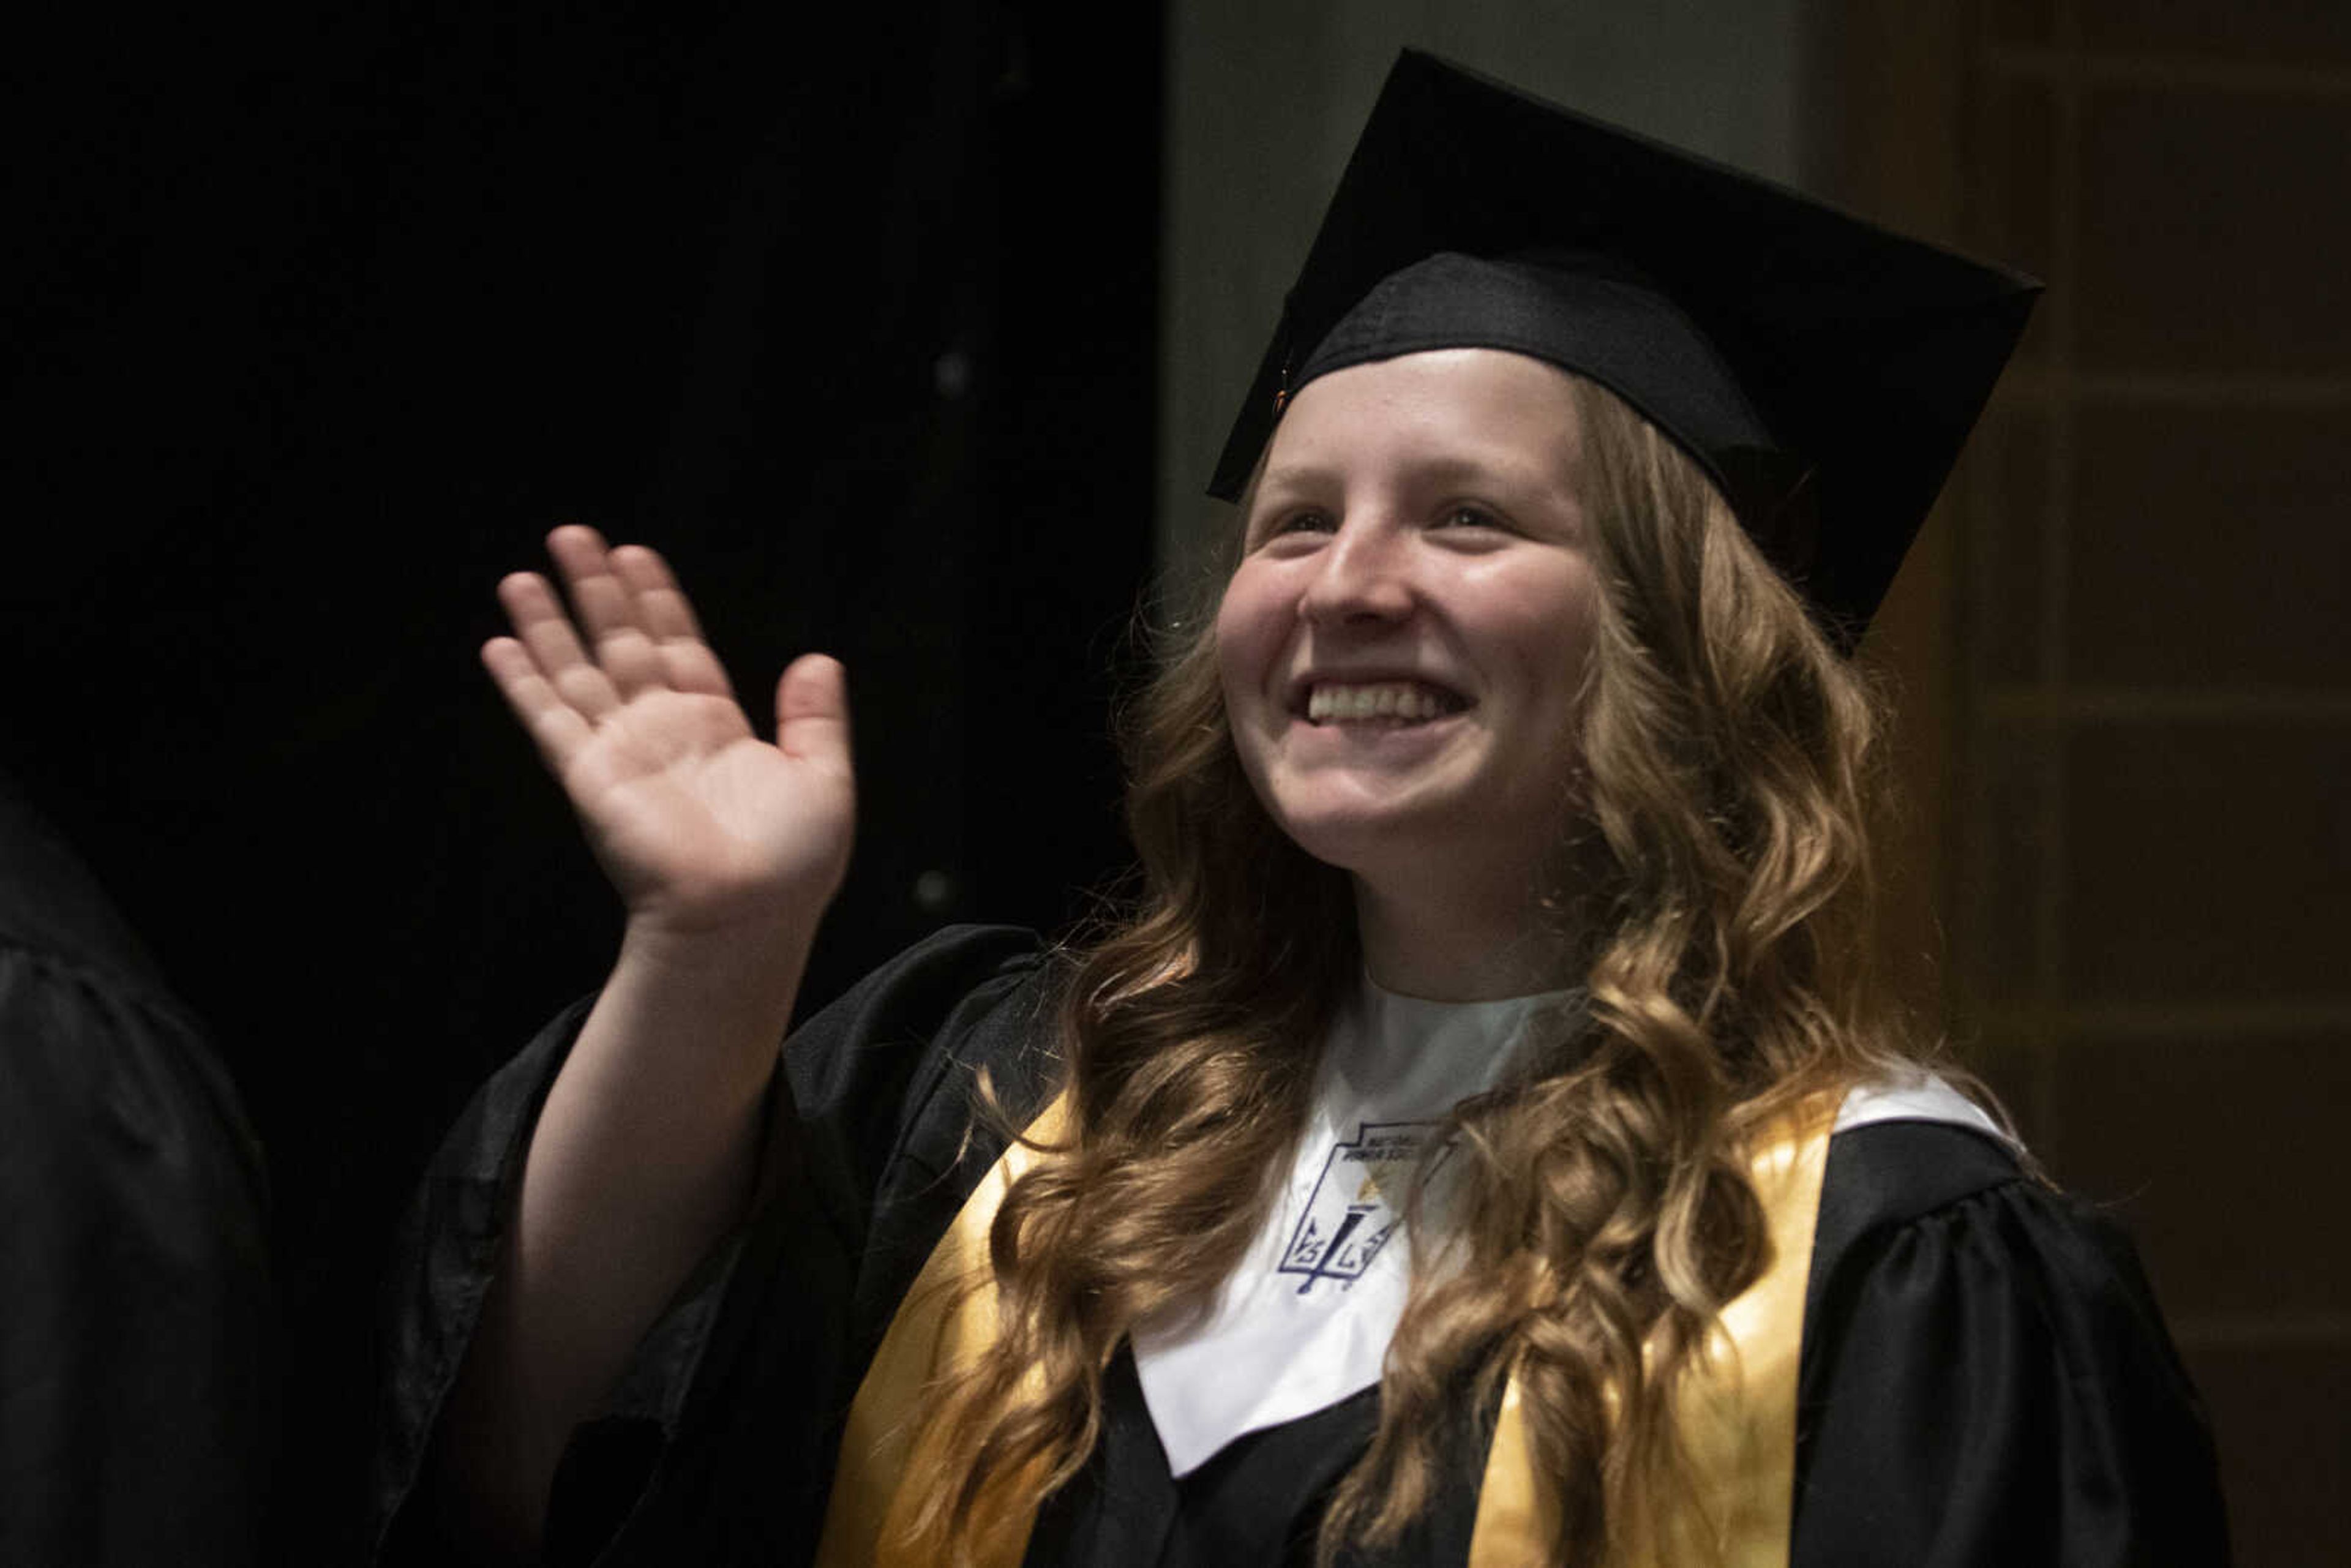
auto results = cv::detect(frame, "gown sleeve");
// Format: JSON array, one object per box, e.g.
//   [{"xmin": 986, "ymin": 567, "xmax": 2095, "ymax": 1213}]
[
  {"xmin": 0, "ymin": 787, "xmax": 274, "ymax": 1568},
  {"xmin": 369, "ymin": 922, "xmax": 1056, "ymax": 1566},
  {"xmin": 1791, "ymin": 1122, "xmax": 2230, "ymax": 1567}
]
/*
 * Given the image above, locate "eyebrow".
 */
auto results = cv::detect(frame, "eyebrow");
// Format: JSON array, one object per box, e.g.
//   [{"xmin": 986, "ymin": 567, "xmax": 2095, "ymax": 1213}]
[
  {"xmin": 1251, "ymin": 462, "xmax": 1338, "ymax": 498},
  {"xmin": 1257, "ymin": 454, "xmax": 1574, "ymax": 506}
]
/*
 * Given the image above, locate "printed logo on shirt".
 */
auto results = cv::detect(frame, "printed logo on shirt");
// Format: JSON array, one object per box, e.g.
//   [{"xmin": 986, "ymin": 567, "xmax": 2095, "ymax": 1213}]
[{"xmin": 1277, "ymin": 1120, "xmax": 1445, "ymax": 1295}]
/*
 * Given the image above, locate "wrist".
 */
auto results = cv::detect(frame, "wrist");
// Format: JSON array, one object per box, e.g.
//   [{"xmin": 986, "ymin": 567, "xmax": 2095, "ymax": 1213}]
[
  {"xmin": 617, "ymin": 912, "xmax": 815, "ymax": 989},
  {"xmin": 610, "ymin": 915, "xmax": 816, "ymax": 1047}
]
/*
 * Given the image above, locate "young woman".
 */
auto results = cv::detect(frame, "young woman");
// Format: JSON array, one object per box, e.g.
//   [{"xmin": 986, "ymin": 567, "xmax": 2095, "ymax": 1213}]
[{"xmin": 372, "ymin": 53, "xmax": 2225, "ymax": 1568}]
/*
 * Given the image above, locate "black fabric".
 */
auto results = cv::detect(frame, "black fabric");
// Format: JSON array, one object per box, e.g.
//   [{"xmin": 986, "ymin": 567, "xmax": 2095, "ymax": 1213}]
[
  {"xmin": 1295, "ymin": 252, "xmax": 1773, "ymax": 489},
  {"xmin": 371, "ymin": 923, "xmax": 1057, "ymax": 1566},
  {"xmin": 0, "ymin": 776, "xmax": 274, "ymax": 1567},
  {"xmin": 1793, "ymin": 1122, "xmax": 2230, "ymax": 1566},
  {"xmin": 372, "ymin": 929, "xmax": 2227, "ymax": 1566},
  {"xmin": 1024, "ymin": 1348, "xmax": 1479, "ymax": 1568}
]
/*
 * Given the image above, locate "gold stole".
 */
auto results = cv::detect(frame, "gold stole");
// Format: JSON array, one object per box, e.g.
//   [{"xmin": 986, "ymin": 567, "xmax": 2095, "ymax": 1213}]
[
  {"xmin": 1466, "ymin": 1113, "xmax": 1832, "ymax": 1564},
  {"xmin": 814, "ymin": 1097, "xmax": 1832, "ymax": 1568}
]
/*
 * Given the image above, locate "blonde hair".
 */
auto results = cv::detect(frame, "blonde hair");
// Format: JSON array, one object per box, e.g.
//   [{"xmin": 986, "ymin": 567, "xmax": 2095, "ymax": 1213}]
[{"xmin": 899, "ymin": 373, "xmax": 1924, "ymax": 1565}]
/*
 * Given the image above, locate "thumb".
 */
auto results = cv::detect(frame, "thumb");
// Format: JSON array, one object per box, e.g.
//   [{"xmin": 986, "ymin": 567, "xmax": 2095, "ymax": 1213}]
[{"xmin": 774, "ymin": 653, "xmax": 852, "ymax": 775}]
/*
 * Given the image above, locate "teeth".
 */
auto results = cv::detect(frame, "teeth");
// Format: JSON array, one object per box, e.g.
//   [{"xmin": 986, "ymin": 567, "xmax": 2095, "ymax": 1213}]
[{"xmin": 1305, "ymin": 681, "xmax": 1457, "ymax": 723}]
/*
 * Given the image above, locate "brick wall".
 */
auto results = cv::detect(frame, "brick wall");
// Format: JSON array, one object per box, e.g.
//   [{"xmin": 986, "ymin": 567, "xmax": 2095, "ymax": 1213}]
[{"xmin": 1828, "ymin": 3, "xmax": 2351, "ymax": 1560}]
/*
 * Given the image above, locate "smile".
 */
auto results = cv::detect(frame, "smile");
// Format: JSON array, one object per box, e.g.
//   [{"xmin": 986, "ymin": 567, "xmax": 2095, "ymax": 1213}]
[{"xmin": 1302, "ymin": 680, "xmax": 1468, "ymax": 724}]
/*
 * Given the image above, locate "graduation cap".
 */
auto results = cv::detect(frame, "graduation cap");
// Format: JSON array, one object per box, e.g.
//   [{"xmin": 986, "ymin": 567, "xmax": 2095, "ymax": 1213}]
[{"xmin": 1209, "ymin": 50, "xmax": 2042, "ymax": 649}]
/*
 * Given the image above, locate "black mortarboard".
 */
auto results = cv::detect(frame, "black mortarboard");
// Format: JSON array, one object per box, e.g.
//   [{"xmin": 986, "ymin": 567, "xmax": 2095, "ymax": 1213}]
[{"xmin": 1209, "ymin": 50, "xmax": 2041, "ymax": 648}]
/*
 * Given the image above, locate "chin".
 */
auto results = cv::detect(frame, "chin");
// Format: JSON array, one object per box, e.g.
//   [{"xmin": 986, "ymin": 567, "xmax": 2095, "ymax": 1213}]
[{"xmin": 1265, "ymin": 799, "xmax": 1459, "ymax": 876}]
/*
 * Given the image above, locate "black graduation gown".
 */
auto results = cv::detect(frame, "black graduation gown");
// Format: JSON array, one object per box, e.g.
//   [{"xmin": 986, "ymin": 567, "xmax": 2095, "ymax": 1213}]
[
  {"xmin": 370, "ymin": 924, "xmax": 2229, "ymax": 1566},
  {"xmin": 0, "ymin": 778, "xmax": 274, "ymax": 1567}
]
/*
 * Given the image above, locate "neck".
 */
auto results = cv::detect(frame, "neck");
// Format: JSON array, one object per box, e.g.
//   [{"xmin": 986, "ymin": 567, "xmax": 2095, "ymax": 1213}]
[{"xmin": 1350, "ymin": 872, "xmax": 1578, "ymax": 1002}]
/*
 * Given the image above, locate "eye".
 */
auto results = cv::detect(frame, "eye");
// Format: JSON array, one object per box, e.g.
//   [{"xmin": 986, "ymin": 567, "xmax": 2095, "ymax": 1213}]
[
  {"xmin": 1253, "ymin": 506, "xmax": 1335, "ymax": 543},
  {"xmin": 1432, "ymin": 503, "xmax": 1512, "ymax": 533}
]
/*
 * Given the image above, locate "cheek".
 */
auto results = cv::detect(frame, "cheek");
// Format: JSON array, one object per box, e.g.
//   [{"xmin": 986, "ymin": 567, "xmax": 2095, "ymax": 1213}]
[
  {"xmin": 1485, "ymin": 574, "xmax": 1600, "ymax": 698},
  {"xmin": 1538, "ymin": 609, "xmax": 1600, "ymax": 707},
  {"xmin": 1213, "ymin": 564, "xmax": 1288, "ymax": 701},
  {"xmin": 1537, "ymin": 596, "xmax": 1603, "ymax": 782}
]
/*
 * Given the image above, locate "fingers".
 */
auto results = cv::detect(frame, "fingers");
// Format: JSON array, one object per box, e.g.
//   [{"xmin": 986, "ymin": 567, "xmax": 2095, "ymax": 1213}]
[
  {"xmin": 482, "ymin": 634, "xmax": 596, "ymax": 772},
  {"xmin": 542, "ymin": 526, "xmax": 737, "ymax": 701},
  {"xmin": 497, "ymin": 569, "xmax": 624, "ymax": 723},
  {"xmin": 488, "ymin": 528, "xmax": 781, "ymax": 778},
  {"xmin": 495, "ymin": 527, "xmax": 735, "ymax": 703},
  {"xmin": 546, "ymin": 526, "xmax": 665, "ymax": 699},
  {"xmin": 774, "ymin": 654, "xmax": 853, "ymax": 777},
  {"xmin": 608, "ymin": 544, "xmax": 735, "ymax": 700}
]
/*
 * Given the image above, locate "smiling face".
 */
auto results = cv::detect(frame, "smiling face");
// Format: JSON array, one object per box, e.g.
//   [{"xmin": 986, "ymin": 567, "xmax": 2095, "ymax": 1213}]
[{"xmin": 1215, "ymin": 348, "xmax": 1602, "ymax": 909}]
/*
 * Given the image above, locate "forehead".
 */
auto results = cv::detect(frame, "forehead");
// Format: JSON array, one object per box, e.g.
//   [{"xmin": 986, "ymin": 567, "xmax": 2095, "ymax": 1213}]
[{"xmin": 1261, "ymin": 348, "xmax": 1586, "ymax": 487}]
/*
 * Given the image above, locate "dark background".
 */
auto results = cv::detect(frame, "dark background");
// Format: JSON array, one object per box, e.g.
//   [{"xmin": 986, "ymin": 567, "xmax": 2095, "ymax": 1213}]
[
  {"xmin": 18, "ymin": 4, "xmax": 2345, "ymax": 1563},
  {"xmin": 3, "ymin": 1, "xmax": 1163, "ymax": 1553}
]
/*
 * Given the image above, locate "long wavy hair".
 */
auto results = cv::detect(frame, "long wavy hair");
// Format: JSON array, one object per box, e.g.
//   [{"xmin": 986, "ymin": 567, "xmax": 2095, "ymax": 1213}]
[{"xmin": 897, "ymin": 373, "xmax": 1928, "ymax": 1565}]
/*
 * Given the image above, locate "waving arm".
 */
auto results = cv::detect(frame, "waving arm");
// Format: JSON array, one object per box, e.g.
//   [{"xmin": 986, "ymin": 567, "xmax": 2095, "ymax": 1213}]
[{"xmin": 435, "ymin": 527, "xmax": 854, "ymax": 1551}]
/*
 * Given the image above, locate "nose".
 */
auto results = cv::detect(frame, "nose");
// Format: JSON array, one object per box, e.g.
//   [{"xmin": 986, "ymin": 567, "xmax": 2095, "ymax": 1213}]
[{"xmin": 1299, "ymin": 516, "xmax": 1415, "ymax": 627}]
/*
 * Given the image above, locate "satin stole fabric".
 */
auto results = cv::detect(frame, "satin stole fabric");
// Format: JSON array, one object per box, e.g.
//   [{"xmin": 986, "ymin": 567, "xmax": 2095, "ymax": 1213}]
[
  {"xmin": 815, "ymin": 1097, "xmax": 1831, "ymax": 1568},
  {"xmin": 1468, "ymin": 1113, "xmax": 1832, "ymax": 1566}
]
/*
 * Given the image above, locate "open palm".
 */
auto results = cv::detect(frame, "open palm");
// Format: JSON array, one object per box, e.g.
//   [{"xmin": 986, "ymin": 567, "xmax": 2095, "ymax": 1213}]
[{"xmin": 482, "ymin": 527, "xmax": 854, "ymax": 936}]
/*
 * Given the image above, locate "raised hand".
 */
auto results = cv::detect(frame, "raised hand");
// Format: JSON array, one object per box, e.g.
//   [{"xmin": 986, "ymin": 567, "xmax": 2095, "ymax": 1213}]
[{"xmin": 482, "ymin": 525, "xmax": 854, "ymax": 940}]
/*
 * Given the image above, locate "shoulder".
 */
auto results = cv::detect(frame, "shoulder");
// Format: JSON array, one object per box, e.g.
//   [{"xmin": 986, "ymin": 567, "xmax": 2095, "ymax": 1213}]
[
  {"xmin": 776, "ymin": 925, "xmax": 1063, "ymax": 1240},
  {"xmin": 0, "ymin": 780, "xmax": 260, "ymax": 1193},
  {"xmin": 0, "ymin": 777, "xmax": 170, "ymax": 998},
  {"xmin": 1807, "ymin": 1085, "xmax": 2186, "ymax": 1397},
  {"xmin": 1807, "ymin": 1078, "xmax": 2165, "ymax": 1338},
  {"xmin": 781, "ymin": 922, "xmax": 1061, "ymax": 1131},
  {"xmin": 1792, "ymin": 1081, "xmax": 2230, "ymax": 1566},
  {"xmin": 1809, "ymin": 1081, "xmax": 2029, "ymax": 1302},
  {"xmin": 791, "ymin": 922, "xmax": 1056, "ymax": 1042}
]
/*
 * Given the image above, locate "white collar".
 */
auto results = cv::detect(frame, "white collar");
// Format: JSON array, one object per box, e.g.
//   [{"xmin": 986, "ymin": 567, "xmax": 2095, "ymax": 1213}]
[
  {"xmin": 1833, "ymin": 1069, "xmax": 2014, "ymax": 1144},
  {"xmin": 1130, "ymin": 974, "xmax": 1575, "ymax": 1476},
  {"xmin": 1128, "ymin": 1035, "xmax": 2006, "ymax": 1476}
]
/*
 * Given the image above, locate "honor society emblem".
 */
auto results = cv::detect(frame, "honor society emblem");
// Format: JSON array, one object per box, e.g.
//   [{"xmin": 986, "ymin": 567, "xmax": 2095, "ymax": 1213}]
[{"xmin": 1278, "ymin": 1120, "xmax": 1447, "ymax": 1295}]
